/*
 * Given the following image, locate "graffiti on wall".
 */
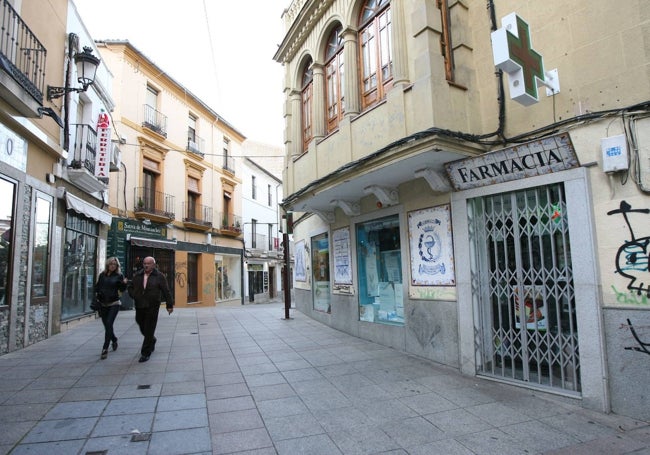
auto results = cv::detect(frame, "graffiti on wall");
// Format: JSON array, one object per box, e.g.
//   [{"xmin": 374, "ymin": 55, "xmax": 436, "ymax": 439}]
[
  {"xmin": 203, "ymin": 270, "xmax": 215, "ymax": 296},
  {"xmin": 621, "ymin": 319, "xmax": 650, "ymax": 355},
  {"xmin": 607, "ymin": 201, "xmax": 650, "ymax": 299},
  {"xmin": 611, "ymin": 285, "xmax": 648, "ymax": 306},
  {"xmin": 175, "ymin": 260, "xmax": 187, "ymax": 288}
]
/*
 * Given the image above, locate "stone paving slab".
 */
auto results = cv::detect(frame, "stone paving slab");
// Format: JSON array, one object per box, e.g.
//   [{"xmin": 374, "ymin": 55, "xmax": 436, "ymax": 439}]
[{"xmin": 0, "ymin": 303, "xmax": 648, "ymax": 455}]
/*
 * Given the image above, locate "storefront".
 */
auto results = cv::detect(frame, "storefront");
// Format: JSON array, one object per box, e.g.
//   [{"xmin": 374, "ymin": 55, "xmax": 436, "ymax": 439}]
[
  {"xmin": 217, "ymin": 253, "xmax": 242, "ymax": 303},
  {"xmin": 107, "ymin": 217, "xmax": 175, "ymax": 309},
  {"xmin": 107, "ymin": 217, "xmax": 245, "ymax": 307},
  {"xmin": 450, "ymin": 134, "xmax": 608, "ymax": 410}
]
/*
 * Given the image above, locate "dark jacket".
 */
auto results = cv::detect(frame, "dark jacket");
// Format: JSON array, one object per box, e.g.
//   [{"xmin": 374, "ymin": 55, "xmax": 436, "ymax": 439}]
[
  {"xmin": 127, "ymin": 268, "xmax": 174, "ymax": 309},
  {"xmin": 95, "ymin": 272, "xmax": 127, "ymax": 304}
]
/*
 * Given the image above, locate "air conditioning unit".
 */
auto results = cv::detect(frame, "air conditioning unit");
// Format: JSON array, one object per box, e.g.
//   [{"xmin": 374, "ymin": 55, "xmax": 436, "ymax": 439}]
[{"xmin": 110, "ymin": 144, "xmax": 121, "ymax": 172}]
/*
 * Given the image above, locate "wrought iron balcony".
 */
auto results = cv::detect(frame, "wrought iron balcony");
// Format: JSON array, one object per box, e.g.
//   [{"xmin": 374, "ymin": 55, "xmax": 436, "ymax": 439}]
[
  {"xmin": 219, "ymin": 212, "xmax": 242, "ymax": 236},
  {"xmin": 0, "ymin": 0, "xmax": 46, "ymax": 115},
  {"xmin": 67, "ymin": 124, "xmax": 107, "ymax": 193},
  {"xmin": 182, "ymin": 201, "xmax": 212, "ymax": 231},
  {"xmin": 245, "ymin": 232, "xmax": 267, "ymax": 250},
  {"xmin": 187, "ymin": 131, "xmax": 205, "ymax": 157},
  {"xmin": 222, "ymin": 154, "xmax": 235, "ymax": 174},
  {"xmin": 134, "ymin": 187, "xmax": 175, "ymax": 221},
  {"xmin": 69, "ymin": 123, "xmax": 97, "ymax": 173},
  {"xmin": 142, "ymin": 104, "xmax": 167, "ymax": 137}
]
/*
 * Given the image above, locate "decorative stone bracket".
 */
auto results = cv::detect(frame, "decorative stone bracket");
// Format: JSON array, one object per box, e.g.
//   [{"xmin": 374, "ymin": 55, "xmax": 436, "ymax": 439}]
[
  {"xmin": 415, "ymin": 167, "xmax": 452, "ymax": 192},
  {"xmin": 311, "ymin": 209, "xmax": 336, "ymax": 224},
  {"xmin": 330, "ymin": 199, "xmax": 361, "ymax": 216},
  {"xmin": 363, "ymin": 185, "xmax": 399, "ymax": 206}
]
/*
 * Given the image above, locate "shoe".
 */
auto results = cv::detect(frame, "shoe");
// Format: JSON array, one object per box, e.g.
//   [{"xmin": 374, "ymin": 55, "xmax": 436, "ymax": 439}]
[
  {"xmin": 101, "ymin": 349, "xmax": 108, "ymax": 360},
  {"xmin": 112, "ymin": 339, "xmax": 118, "ymax": 351},
  {"xmin": 138, "ymin": 355, "xmax": 150, "ymax": 363}
]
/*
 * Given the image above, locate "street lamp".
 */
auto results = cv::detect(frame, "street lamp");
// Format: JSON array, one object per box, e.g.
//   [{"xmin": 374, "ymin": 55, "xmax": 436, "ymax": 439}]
[
  {"xmin": 47, "ymin": 43, "xmax": 100, "ymax": 100},
  {"xmin": 43, "ymin": 33, "xmax": 101, "ymax": 150}
]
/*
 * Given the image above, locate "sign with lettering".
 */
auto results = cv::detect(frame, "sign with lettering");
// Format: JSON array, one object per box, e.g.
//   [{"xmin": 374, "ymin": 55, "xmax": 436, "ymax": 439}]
[
  {"xmin": 107, "ymin": 218, "xmax": 169, "ymax": 276},
  {"xmin": 491, "ymin": 13, "xmax": 559, "ymax": 106},
  {"xmin": 445, "ymin": 133, "xmax": 579, "ymax": 191},
  {"xmin": 94, "ymin": 110, "xmax": 110, "ymax": 180},
  {"xmin": 333, "ymin": 227, "xmax": 352, "ymax": 285}
]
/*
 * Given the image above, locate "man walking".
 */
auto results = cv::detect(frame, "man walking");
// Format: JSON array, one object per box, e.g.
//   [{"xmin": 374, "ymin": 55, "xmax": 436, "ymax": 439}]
[{"xmin": 127, "ymin": 256, "xmax": 173, "ymax": 362}]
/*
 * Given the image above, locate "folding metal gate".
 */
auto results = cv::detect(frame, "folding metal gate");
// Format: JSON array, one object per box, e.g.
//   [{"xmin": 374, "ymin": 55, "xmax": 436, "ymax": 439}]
[{"xmin": 468, "ymin": 183, "xmax": 580, "ymax": 393}]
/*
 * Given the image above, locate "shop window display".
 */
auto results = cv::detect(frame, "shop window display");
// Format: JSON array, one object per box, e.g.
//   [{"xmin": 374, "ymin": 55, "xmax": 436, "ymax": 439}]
[
  {"xmin": 312, "ymin": 233, "xmax": 330, "ymax": 313},
  {"xmin": 356, "ymin": 215, "xmax": 404, "ymax": 324}
]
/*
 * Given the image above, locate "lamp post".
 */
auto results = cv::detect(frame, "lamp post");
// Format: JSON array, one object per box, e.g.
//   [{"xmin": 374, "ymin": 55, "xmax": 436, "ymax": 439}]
[
  {"xmin": 46, "ymin": 45, "xmax": 100, "ymax": 100},
  {"xmin": 281, "ymin": 211, "xmax": 293, "ymax": 320},
  {"xmin": 46, "ymin": 33, "xmax": 100, "ymax": 151}
]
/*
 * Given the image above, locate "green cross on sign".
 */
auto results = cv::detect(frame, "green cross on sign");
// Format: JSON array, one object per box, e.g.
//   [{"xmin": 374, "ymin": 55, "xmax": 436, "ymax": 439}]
[{"xmin": 506, "ymin": 16, "xmax": 544, "ymax": 100}]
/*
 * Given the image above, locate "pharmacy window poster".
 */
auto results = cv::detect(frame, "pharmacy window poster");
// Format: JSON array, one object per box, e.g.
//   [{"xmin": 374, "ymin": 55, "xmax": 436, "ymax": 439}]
[
  {"xmin": 294, "ymin": 240, "xmax": 307, "ymax": 282},
  {"xmin": 333, "ymin": 227, "xmax": 352, "ymax": 284},
  {"xmin": 408, "ymin": 205, "xmax": 455, "ymax": 286}
]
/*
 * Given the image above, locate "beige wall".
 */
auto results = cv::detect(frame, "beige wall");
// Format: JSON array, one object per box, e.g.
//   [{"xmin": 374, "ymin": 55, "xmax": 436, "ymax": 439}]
[
  {"xmin": 280, "ymin": 0, "xmax": 649, "ymax": 199},
  {"xmin": 99, "ymin": 42, "xmax": 245, "ymax": 249},
  {"xmin": 277, "ymin": 0, "xmax": 650, "ymax": 419}
]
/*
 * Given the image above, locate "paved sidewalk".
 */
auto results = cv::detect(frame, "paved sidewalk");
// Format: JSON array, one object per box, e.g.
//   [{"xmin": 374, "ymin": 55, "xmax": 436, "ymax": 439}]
[{"xmin": 0, "ymin": 302, "xmax": 648, "ymax": 455}]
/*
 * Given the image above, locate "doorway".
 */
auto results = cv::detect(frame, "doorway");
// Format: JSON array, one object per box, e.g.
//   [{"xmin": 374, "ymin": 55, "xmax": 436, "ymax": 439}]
[{"xmin": 468, "ymin": 183, "xmax": 580, "ymax": 393}]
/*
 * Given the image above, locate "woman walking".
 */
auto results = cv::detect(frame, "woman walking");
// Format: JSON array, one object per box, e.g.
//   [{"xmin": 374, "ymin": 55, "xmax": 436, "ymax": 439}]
[{"xmin": 94, "ymin": 257, "xmax": 128, "ymax": 359}]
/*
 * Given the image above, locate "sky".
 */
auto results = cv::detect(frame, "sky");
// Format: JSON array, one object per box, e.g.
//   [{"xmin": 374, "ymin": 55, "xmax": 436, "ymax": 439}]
[{"xmin": 73, "ymin": 0, "xmax": 286, "ymax": 147}]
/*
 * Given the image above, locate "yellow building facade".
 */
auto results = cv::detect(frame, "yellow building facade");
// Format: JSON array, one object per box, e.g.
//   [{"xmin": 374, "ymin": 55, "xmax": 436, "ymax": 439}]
[
  {"xmin": 98, "ymin": 41, "xmax": 246, "ymax": 308},
  {"xmin": 0, "ymin": 0, "xmax": 121, "ymax": 350},
  {"xmin": 274, "ymin": 0, "xmax": 650, "ymax": 420}
]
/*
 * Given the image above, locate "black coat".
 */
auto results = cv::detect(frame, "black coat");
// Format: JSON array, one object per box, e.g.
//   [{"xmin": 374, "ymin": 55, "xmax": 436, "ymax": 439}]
[
  {"xmin": 127, "ymin": 268, "xmax": 174, "ymax": 309},
  {"xmin": 95, "ymin": 272, "xmax": 126, "ymax": 303}
]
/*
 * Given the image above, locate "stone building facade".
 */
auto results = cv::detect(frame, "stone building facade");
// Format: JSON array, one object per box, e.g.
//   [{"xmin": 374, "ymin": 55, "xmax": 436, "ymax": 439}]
[{"xmin": 274, "ymin": 0, "xmax": 650, "ymax": 420}]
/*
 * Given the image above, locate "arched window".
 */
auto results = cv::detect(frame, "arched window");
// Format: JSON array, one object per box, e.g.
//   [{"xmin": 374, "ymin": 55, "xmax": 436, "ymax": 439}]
[
  {"xmin": 359, "ymin": 0, "xmax": 392, "ymax": 109},
  {"xmin": 301, "ymin": 59, "xmax": 313, "ymax": 152},
  {"xmin": 325, "ymin": 25, "xmax": 344, "ymax": 133}
]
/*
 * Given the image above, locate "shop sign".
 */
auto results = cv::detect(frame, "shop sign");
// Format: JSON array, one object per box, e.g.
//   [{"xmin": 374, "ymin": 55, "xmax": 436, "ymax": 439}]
[
  {"xmin": 445, "ymin": 133, "xmax": 579, "ymax": 190},
  {"xmin": 113, "ymin": 218, "xmax": 166, "ymax": 237},
  {"xmin": 491, "ymin": 12, "xmax": 560, "ymax": 106},
  {"xmin": 94, "ymin": 110, "xmax": 110, "ymax": 179}
]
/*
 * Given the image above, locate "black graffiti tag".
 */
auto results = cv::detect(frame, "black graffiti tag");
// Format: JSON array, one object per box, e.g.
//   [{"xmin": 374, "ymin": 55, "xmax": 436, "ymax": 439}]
[
  {"xmin": 607, "ymin": 201, "xmax": 650, "ymax": 297},
  {"xmin": 622, "ymin": 319, "xmax": 650, "ymax": 356}
]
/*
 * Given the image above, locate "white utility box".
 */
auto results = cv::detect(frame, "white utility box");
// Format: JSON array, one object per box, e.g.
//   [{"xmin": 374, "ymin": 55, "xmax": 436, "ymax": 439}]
[{"xmin": 601, "ymin": 134, "xmax": 629, "ymax": 172}]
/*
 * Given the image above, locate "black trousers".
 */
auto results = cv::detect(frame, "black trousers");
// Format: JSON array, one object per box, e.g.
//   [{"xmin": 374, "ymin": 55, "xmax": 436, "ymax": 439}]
[
  {"xmin": 100, "ymin": 304, "xmax": 120, "ymax": 350},
  {"xmin": 135, "ymin": 304, "xmax": 160, "ymax": 356}
]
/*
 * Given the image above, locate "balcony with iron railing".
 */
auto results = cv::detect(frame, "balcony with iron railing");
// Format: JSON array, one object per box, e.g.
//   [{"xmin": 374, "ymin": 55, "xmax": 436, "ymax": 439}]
[
  {"xmin": 69, "ymin": 123, "xmax": 97, "ymax": 173},
  {"xmin": 222, "ymin": 154, "xmax": 235, "ymax": 174},
  {"xmin": 219, "ymin": 212, "xmax": 242, "ymax": 236},
  {"xmin": 245, "ymin": 231, "xmax": 283, "ymax": 257},
  {"xmin": 245, "ymin": 232, "xmax": 267, "ymax": 250},
  {"xmin": 187, "ymin": 131, "xmax": 205, "ymax": 157},
  {"xmin": 134, "ymin": 187, "xmax": 175, "ymax": 222},
  {"xmin": 67, "ymin": 124, "xmax": 107, "ymax": 193},
  {"xmin": 142, "ymin": 104, "xmax": 167, "ymax": 137},
  {"xmin": 0, "ymin": 0, "xmax": 46, "ymax": 113},
  {"xmin": 182, "ymin": 201, "xmax": 212, "ymax": 231}
]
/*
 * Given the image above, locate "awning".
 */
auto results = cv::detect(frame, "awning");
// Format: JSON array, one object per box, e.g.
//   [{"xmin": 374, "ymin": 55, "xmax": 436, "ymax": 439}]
[
  {"xmin": 128, "ymin": 235, "xmax": 177, "ymax": 249},
  {"xmin": 65, "ymin": 192, "xmax": 112, "ymax": 225}
]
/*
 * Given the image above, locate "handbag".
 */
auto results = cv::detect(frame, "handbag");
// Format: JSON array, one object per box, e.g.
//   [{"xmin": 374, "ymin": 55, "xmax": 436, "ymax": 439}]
[
  {"xmin": 91, "ymin": 298, "xmax": 102, "ymax": 311},
  {"xmin": 91, "ymin": 291, "xmax": 105, "ymax": 311}
]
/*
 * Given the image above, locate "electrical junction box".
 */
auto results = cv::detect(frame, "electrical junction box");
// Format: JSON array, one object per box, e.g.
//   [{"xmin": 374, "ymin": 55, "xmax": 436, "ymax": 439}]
[{"xmin": 601, "ymin": 134, "xmax": 629, "ymax": 172}]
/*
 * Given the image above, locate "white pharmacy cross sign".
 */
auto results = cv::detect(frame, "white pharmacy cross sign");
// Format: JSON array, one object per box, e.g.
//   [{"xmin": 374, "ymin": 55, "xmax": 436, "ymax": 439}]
[{"xmin": 491, "ymin": 13, "xmax": 560, "ymax": 106}]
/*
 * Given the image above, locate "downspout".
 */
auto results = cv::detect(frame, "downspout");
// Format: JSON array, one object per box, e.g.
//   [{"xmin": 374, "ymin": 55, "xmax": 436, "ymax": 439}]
[
  {"xmin": 63, "ymin": 33, "xmax": 79, "ymax": 152},
  {"xmin": 486, "ymin": 0, "xmax": 506, "ymax": 143}
]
